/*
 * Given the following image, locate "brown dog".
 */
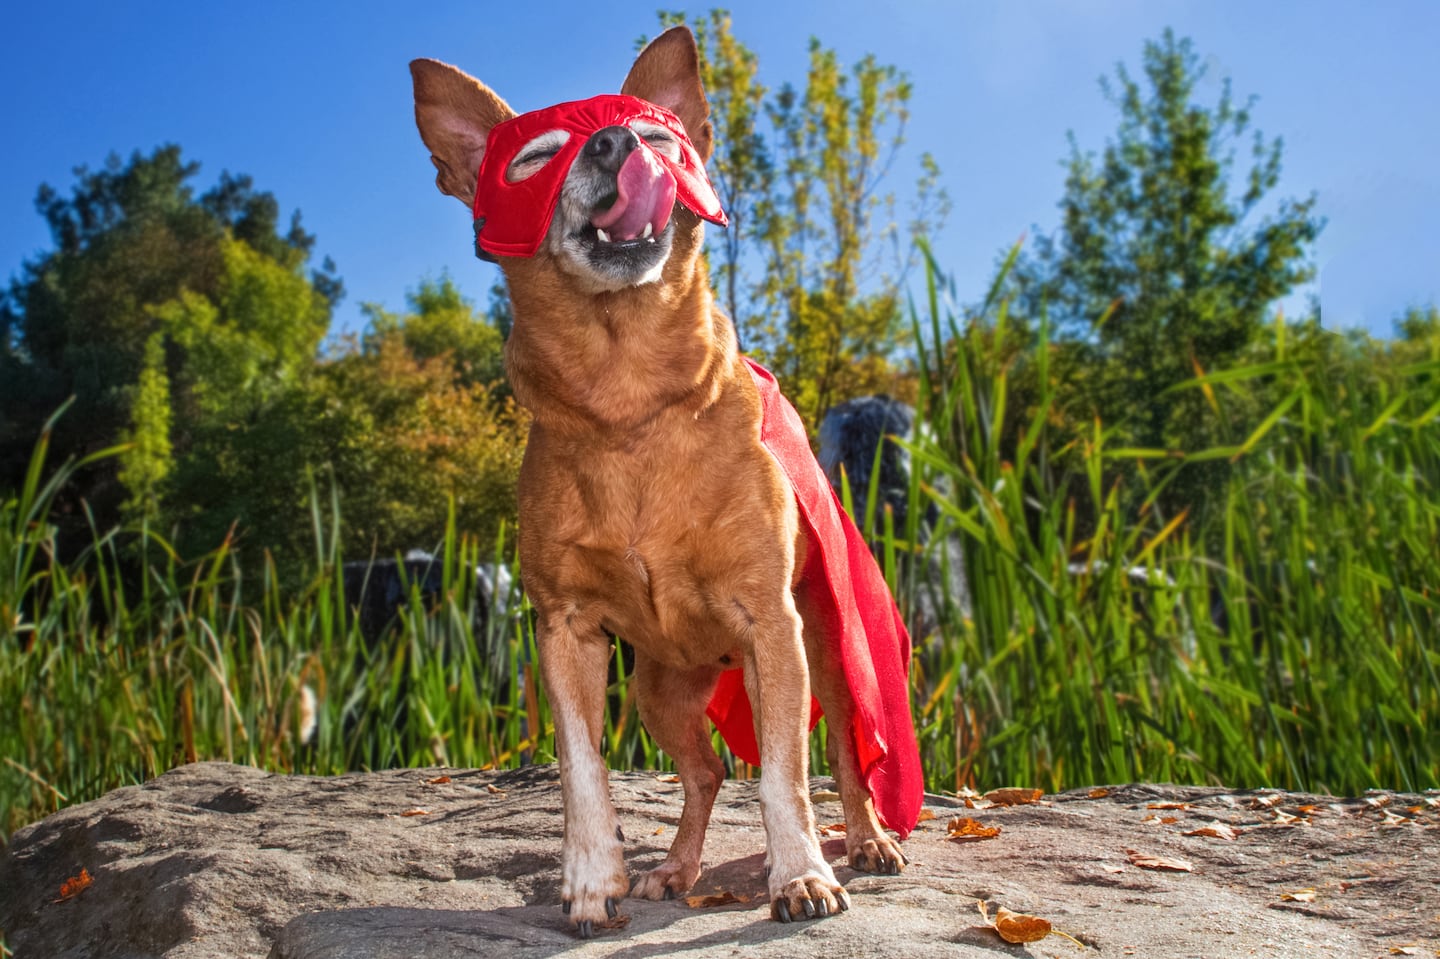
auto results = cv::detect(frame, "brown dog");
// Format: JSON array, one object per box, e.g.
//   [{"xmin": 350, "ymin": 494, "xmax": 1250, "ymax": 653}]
[{"xmin": 410, "ymin": 26, "xmax": 912, "ymax": 937}]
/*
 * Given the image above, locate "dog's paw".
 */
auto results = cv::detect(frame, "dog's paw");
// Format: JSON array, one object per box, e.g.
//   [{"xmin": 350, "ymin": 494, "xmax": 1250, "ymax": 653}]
[
  {"xmin": 846, "ymin": 833, "xmax": 908, "ymax": 875},
  {"xmin": 631, "ymin": 860, "xmax": 700, "ymax": 901},
  {"xmin": 560, "ymin": 846, "xmax": 629, "ymax": 938},
  {"xmin": 770, "ymin": 872, "xmax": 850, "ymax": 923}
]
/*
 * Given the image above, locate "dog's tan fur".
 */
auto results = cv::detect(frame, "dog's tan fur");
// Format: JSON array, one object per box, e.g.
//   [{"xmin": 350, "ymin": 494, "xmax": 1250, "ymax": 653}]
[{"xmin": 411, "ymin": 26, "xmax": 905, "ymax": 936}]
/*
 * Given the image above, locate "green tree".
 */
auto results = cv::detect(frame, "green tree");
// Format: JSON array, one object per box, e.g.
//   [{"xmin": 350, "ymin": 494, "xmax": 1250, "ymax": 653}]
[
  {"xmin": 0, "ymin": 146, "xmax": 342, "ymax": 534},
  {"xmin": 359, "ymin": 275, "xmax": 506, "ymax": 392},
  {"xmin": 117, "ymin": 332, "xmax": 173, "ymax": 523},
  {"xmin": 1014, "ymin": 31, "xmax": 1322, "ymax": 454},
  {"xmin": 654, "ymin": 12, "xmax": 948, "ymax": 427}
]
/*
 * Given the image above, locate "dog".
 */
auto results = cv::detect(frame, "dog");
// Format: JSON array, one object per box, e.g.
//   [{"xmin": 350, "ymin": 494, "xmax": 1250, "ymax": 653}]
[{"xmin": 410, "ymin": 26, "xmax": 921, "ymax": 937}]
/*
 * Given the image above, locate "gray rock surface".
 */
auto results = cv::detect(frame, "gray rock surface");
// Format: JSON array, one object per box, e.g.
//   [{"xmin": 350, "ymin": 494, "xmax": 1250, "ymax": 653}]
[{"xmin": 2, "ymin": 762, "xmax": 1436, "ymax": 958}]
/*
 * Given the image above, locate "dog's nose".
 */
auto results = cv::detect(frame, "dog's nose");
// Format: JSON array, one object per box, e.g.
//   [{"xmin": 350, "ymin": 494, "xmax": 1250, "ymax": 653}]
[{"xmin": 583, "ymin": 125, "xmax": 640, "ymax": 173}]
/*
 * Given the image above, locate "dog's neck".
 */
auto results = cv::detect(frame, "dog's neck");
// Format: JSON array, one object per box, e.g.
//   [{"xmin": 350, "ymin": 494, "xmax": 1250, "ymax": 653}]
[{"xmin": 503, "ymin": 251, "xmax": 736, "ymax": 439}]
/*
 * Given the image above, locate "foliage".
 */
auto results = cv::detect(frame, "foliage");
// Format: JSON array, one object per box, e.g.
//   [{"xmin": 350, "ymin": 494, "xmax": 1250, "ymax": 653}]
[
  {"xmin": 0, "ymin": 146, "xmax": 342, "ymax": 537},
  {"xmin": 1010, "ymin": 31, "xmax": 1323, "ymax": 522},
  {"xmin": 656, "ymin": 10, "xmax": 947, "ymax": 425}
]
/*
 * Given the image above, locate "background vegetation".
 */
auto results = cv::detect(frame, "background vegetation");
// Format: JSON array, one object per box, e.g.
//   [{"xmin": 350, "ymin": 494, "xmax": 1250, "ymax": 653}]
[{"xmin": 2, "ymin": 13, "xmax": 1436, "ymax": 843}]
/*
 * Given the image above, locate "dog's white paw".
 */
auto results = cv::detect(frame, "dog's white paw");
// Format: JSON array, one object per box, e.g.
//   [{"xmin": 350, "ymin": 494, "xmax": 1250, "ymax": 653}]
[
  {"xmin": 560, "ymin": 841, "xmax": 629, "ymax": 938},
  {"xmin": 770, "ymin": 870, "xmax": 850, "ymax": 922}
]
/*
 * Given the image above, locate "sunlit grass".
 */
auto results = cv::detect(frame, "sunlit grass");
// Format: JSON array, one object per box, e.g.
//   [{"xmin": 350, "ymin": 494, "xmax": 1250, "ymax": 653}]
[{"xmin": 4, "ymin": 254, "xmax": 1437, "ymax": 843}]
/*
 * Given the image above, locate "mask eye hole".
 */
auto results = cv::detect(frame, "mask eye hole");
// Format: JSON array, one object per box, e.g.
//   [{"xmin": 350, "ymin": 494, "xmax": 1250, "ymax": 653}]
[
  {"xmin": 506, "ymin": 130, "xmax": 572, "ymax": 183},
  {"xmin": 631, "ymin": 121, "xmax": 681, "ymax": 163}
]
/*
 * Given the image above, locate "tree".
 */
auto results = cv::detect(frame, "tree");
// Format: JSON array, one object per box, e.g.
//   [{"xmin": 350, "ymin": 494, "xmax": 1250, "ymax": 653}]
[
  {"xmin": 0, "ymin": 146, "xmax": 342, "ymax": 535},
  {"xmin": 654, "ymin": 12, "xmax": 949, "ymax": 428},
  {"xmin": 1015, "ymin": 31, "xmax": 1322, "ymax": 452}
]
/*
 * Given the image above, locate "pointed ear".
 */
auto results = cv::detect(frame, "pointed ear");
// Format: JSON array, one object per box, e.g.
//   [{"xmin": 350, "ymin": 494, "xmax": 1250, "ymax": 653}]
[
  {"xmin": 621, "ymin": 26, "xmax": 713, "ymax": 162},
  {"xmin": 410, "ymin": 58, "xmax": 517, "ymax": 209}
]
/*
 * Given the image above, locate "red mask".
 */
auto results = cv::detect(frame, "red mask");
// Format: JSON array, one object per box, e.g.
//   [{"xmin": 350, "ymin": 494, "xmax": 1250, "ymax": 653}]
[{"xmin": 472, "ymin": 94, "xmax": 728, "ymax": 259}]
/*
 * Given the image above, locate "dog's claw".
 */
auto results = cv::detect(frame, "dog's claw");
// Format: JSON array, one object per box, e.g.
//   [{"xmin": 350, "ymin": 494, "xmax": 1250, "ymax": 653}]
[
  {"xmin": 577, "ymin": 919, "xmax": 594, "ymax": 939},
  {"xmin": 777, "ymin": 901, "xmax": 792, "ymax": 923},
  {"xmin": 837, "ymin": 889, "xmax": 851, "ymax": 912},
  {"xmin": 615, "ymin": 825, "xmax": 625, "ymax": 842},
  {"xmin": 663, "ymin": 888, "xmax": 675, "ymax": 901},
  {"xmin": 606, "ymin": 897, "xmax": 619, "ymax": 919},
  {"xmin": 817, "ymin": 898, "xmax": 829, "ymax": 917},
  {"xmin": 802, "ymin": 898, "xmax": 816, "ymax": 919},
  {"xmin": 562, "ymin": 900, "xmax": 571, "ymax": 916}
]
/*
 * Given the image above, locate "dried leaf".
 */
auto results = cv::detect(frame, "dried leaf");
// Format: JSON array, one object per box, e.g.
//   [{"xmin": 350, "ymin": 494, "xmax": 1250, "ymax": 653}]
[
  {"xmin": 977, "ymin": 901, "xmax": 1053, "ymax": 944},
  {"xmin": 947, "ymin": 817, "xmax": 1002, "ymax": 841},
  {"xmin": 811, "ymin": 789, "xmax": 841, "ymax": 803},
  {"xmin": 916, "ymin": 808, "xmax": 937, "ymax": 823},
  {"xmin": 1102, "ymin": 865, "xmax": 1126, "ymax": 874},
  {"xmin": 1147, "ymin": 801, "xmax": 1190, "ymax": 810},
  {"xmin": 1364, "ymin": 794, "xmax": 1393, "ymax": 809},
  {"xmin": 1271, "ymin": 811, "xmax": 1302, "ymax": 825},
  {"xmin": 486, "ymin": 784, "xmax": 506, "ymax": 797},
  {"xmin": 1088, "ymin": 787, "xmax": 1111, "ymax": 799},
  {"xmin": 1251, "ymin": 794, "xmax": 1284, "ymax": 809},
  {"xmin": 1183, "ymin": 823, "xmax": 1240, "ymax": 841},
  {"xmin": 1127, "ymin": 850, "xmax": 1194, "ymax": 872},
  {"xmin": 994, "ymin": 906, "xmax": 1053, "ymax": 944},
  {"xmin": 1280, "ymin": 888, "xmax": 1317, "ymax": 902},
  {"xmin": 655, "ymin": 774, "xmax": 680, "ymax": 784},
  {"xmin": 426, "ymin": 775, "xmax": 452, "ymax": 785},
  {"xmin": 685, "ymin": 890, "xmax": 750, "ymax": 908},
  {"xmin": 818, "ymin": 822, "xmax": 847, "ymax": 836},
  {"xmin": 652, "ymin": 827, "xmax": 665, "ymax": 836},
  {"xmin": 57, "ymin": 869, "xmax": 92, "ymax": 901},
  {"xmin": 1388, "ymin": 947, "xmax": 1418, "ymax": 956},
  {"xmin": 399, "ymin": 807, "xmax": 429, "ymax": 817},
  {"xmin": 983, "ymin": 787, "xmax": 1043, "ymax": 806}
]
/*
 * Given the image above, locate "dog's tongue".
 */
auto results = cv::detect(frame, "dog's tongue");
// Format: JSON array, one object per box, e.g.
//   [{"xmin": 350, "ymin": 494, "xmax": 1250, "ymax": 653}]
[{"xmin": 590, "ymin": 147, "xmax": 676, "ymax": 241}]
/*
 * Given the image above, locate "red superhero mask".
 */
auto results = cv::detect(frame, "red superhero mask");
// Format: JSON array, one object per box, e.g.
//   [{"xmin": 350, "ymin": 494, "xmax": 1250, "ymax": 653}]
[{"xmin": 472, "ymin": 94, "xmax": 728, "ymax": 258}]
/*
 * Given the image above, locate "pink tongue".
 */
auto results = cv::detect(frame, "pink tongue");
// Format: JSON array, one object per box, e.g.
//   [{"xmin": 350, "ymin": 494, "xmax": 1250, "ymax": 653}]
[{"xmin": 589, "ymin": 147, "xmax": 676, "ymax": 241}]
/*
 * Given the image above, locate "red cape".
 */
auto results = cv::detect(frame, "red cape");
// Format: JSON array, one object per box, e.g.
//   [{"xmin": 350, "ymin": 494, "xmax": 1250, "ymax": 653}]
[{"xmin": 704, "ymin": 359, "xmax": 923, "ymax": 838}]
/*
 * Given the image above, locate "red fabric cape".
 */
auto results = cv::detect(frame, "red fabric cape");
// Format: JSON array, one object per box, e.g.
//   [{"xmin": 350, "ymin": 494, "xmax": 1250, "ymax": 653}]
[{"xmin": 704, "ymin": 359, "xmax": 923, "ymax": 838}]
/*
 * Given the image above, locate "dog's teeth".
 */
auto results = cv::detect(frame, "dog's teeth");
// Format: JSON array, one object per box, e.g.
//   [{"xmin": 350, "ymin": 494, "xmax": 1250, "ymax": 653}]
[
  {"xmin": 596, "ymin": 228, "xmax": 611, "ymax": 244},
  {"xmin": 642, "ymin": 222, "xmax": 653, "ymax": 239}
]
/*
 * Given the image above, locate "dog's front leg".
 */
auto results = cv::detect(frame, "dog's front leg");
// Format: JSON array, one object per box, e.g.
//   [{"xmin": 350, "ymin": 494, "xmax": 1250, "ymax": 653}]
[
  {"xmin": 744, "ymin": 598, "xmax": 850, "ymax": 922},
  {"xmin": 537, "ymin": 611, "xmax": 628, "ymax": 937}
]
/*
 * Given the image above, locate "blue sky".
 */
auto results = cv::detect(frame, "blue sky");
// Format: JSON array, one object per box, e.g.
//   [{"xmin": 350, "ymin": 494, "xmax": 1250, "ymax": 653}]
[{"xmin": 2, "ymin": 1, "xmax": 1436, "ymax": 340}]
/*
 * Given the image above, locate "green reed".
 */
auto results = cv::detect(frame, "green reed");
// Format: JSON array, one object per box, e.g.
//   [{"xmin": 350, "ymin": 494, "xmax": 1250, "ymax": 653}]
[{"xmin": 4, "ymin": 252, "xmax": 1437, "ymax": 843}]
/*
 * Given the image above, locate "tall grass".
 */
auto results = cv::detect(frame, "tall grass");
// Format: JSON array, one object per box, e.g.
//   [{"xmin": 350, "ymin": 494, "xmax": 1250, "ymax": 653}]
[
  {"xmin": 899, "ymin": 243, "xmax": 1439, "ymax": 794},
  {"xmin": 4, "ymin": 253, "xmax": 1438, "ymax": 843}
]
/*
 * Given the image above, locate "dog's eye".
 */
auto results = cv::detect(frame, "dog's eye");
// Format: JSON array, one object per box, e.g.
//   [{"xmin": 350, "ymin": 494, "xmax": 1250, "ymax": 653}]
[
  {"xmin": 506, "ymin": 130, "xmax": 572, "ymax": 183},
  {"xmin": 632, "ymin": 122, "xmax": 682, "ymax": 163}
]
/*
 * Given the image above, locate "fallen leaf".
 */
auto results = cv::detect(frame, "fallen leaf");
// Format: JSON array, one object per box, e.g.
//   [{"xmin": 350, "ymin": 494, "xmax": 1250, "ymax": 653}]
[
  {"xmin": 652, "ymin": 827, "xmax": 665, "ymax": 836},
  {"xmin": 399, "ymin": 808, "xmax": 428, "ymax": 817},
  {"xmin": 57, "ymin": 869, "xmax": 92, "ymax": 901},
  {"xmin": 1251, "ymin": 794, "xmax": 1284, "ymax": 809},
  {"xmin": 976, "ymin": 901, "xmax": 1053, "ymax": 945},
  {"xmin": 598, "ymin": 913, "xmax": 631, "ymax": 930},
  {"xmin": 983, "ymin": 787, "xmax": 1043, "ymax": 806},
  {"xmin": 655, "ymin": 774, "xmax": 680, "ymax": 784},
  {"xmin": 810, "ymin": 789, "xmax": 840, "ymax": 803},
  {"xmin": 947, "ymin": 817, "xmax": 1001, "ymax": 841},
  {"xmin": 1103, "ymin": 865, "xmax": 1126, "ymax": 874},
  {"xmin": 1089, "ymin": 787, "xmax": 1111, "ymax": 799},
  {"xmin": 1364, "ymin": 794, "xmax": 1393, "ymax": 809},
  {"xmin": 1271, "ymin": 811, "xmax": 1302, "ymax": 825},
  {"xmin": 685, "ymin": 891, "xmax": 750, "ymax": 908},
  {"xmin": 1280, "ymin": 889, "xmax": 1317, "ymax": 902},
  {"xmin": 1147, "ymin": 801, "xmax": 1190, "ymax": 810},
  {"xmin": 486, "ymin": 784, "xmax": 506, "ymax": 797},
  {"xmin": 1183, "ymin": 823, "xmax": 1240, "ymax": 841},
  {"xmin": 916, "ymin": 808, "xmax": 937, "ymax": 823},
  {"xmin": 1127, "ymin": 850, "xmax": 1194, "ymax": 872},
  {"xmin": 426, "ymin": 775, "xmax": 452, "ymax": 785},
  {"xmin": 995, "ymin": 906, "xmax": 1053, "ymax": 944},
  {"xmin": 1388, "ymin": 947, "xmax": 1418, "ymax": 956}
]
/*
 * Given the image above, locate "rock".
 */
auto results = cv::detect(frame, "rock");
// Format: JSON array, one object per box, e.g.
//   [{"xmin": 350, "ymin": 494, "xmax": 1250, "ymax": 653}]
[{"xmin": 2, "ymin": 763, "xmax": 1437, "ymax": 958}]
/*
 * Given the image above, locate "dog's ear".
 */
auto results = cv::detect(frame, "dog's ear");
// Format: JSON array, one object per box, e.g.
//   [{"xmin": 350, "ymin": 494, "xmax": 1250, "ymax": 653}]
[
  {"xmin": 410, "ymin": 59, "xmax": 517, "ymax": 209},
  {"xmin": 621, "ymin": 26, "xmax": 713, "ymax": 162}
]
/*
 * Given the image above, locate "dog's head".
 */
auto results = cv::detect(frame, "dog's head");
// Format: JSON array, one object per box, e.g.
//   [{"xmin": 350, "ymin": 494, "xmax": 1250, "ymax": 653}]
[{"xmin": 411, "ymin": 27, "xmax": 720, "ymax": 294}]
